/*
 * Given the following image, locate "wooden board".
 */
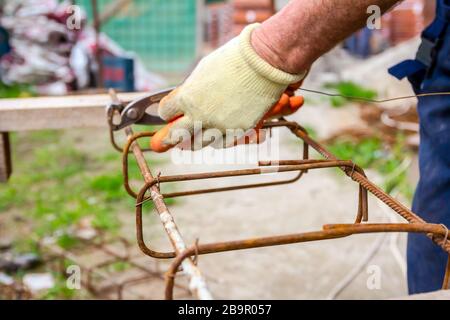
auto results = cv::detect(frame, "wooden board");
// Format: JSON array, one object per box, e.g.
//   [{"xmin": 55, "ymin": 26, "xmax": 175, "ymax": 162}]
[
  {"xmin": 0, "ymin": 132, "xmax": 11, "ymax": 182},
  {"xmin": 0, "ymin": 92, "xmax": 146, "ymax": 131}
]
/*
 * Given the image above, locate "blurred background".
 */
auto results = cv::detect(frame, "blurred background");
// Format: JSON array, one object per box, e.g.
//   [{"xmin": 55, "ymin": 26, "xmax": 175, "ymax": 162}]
[{"xmin": 0, "ymin": 0, "xmax": 435, "ymax": 299}]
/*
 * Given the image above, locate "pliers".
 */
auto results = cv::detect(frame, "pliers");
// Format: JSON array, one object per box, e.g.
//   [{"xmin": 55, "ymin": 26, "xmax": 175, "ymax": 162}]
[
  {"xmin": 108, "ymin": 82, "xmax": 305, "ymax": 153},
  {"xmin": 109, "ymin": 87, "xmax": 174, "ymax": 131}
]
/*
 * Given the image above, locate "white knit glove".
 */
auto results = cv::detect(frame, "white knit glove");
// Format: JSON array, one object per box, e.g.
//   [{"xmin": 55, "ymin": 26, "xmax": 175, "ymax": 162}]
[{"xmin": 153, "ymin": 23, "xmax": 306, "ymax": 151}]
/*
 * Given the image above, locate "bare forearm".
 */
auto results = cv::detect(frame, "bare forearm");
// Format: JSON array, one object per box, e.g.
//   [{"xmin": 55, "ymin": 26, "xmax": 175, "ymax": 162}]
[{"xmin": 252, "ymin": 0, "xmax": 401, "ymax": 74}]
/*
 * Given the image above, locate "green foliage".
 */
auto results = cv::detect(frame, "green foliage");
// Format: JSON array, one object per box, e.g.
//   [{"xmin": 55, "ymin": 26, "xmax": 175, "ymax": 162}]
[
  {"xmin": 324, "ymin": 81, "xmax": 378, "ymax": 107},
  {"xmin": 302, "ymin": 126, "xmax": 318, "ymax": 140},
  {"xmin": 13, "ymin": 238, "xmax": 40, "ymax": 255},
  {"xmin": 0, "ymin": 127, "xmax": 176, "ymax": 299},
  {"xmin": 91, "ymin": 208, "xmax": 120, "ymax": 232},
  {"xmin": 56, "ymin": 234, "xmax": 80, "ymax": 250},
  {"xmin": 0, "ymin": 129, "xmax": 174, "ymax": 254},
  {"xmin": 327, "ymin": 135, "xmax": 413, "ymax": 200},
  {"xmin": 40, "ymin": 273, "xmax": 76, "ymax": 300},
  {"xmin": 89, "ymin": 173, "xmax": 124, "ymax": 201},
  {"xmin": 380, "ymin": 135, "xmax": 414, "ymax": 199},
  {"xmin": 328, "ymin": 138, "xmax": 383, "ymax": 168},
  {"xmin": 109, "ymin": 261, "xmax": 131, "ymax": 273},
  {"xmin": 0, "ymin": 81, "xmax": 35, "ymax": 98},
  {"xmin": 38, "ymin": 263, "xmax": 82, "ymax": 300}
]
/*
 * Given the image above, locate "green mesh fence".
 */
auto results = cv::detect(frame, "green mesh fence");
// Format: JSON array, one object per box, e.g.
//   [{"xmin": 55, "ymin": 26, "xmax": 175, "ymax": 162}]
[{"xmin": 76, "ymin": 0, "xmax": 200, "ymax": 74}]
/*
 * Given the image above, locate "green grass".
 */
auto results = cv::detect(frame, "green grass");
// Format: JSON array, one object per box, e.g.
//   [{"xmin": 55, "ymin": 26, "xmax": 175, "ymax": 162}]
[
  {"xmin": 40, "ymin": 273, "xmax": 77, "ymax": 300},
  {"xmin": 0, "ymin": 129, "xmax": 169, "ymax": 251},
  {"xmin": 38, "ymin": 258, "xmax": 88, "ymax": 299},
  {"xmin": 327, "ymin": 135, "xmax": 414, "ymax": 200},
  {"xmin": 0, "ymin": 81, "xmax": 35, "ymax": 98},
  {"xmin": 301, "ymin": 125, "xmax": 319, "ymax": 140},
  {"xmin": 323, "ymin": 81, "xmax": 378, "ymax": 107},
  {"xmin": 304, "ymin": 82, "xmax": 413, "ymax": 198},
  {"xmin": 328, "ymin": 137, "xmax": 383, "ymax": 168},
  {"xmin": 108, "ymin": 261, "xmax": 132, "ymax": 273},
  {"xmin": 0, "ymin": 127, "xmax": 177, "ymax": 298}
]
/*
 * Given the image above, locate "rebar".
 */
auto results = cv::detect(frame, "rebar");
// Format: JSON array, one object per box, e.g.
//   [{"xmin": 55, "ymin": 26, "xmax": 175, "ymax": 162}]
[
  {"xmin": 124, "ymin": 126, "xmax": 212, "ymax": 299},
  {"xmin": 108, "ymin": 96, "xmax": 450, "ymax": 300},
  {"xmin": 39, "ymin": 234, "xmax": 190, "ymax": 299}
]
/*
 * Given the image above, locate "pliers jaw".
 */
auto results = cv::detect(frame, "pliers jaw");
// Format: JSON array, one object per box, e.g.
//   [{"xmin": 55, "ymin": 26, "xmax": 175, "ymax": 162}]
[
  {"xmin": 107, "ymin": 87, "xmax": 174, "ymax": 131},
  {"xmin": 106, "ymin": 101, "xmax": 126, "ymax": 131}
]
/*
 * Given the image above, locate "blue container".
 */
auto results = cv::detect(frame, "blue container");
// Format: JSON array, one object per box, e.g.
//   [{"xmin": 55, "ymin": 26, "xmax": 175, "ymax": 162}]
[{"xmin": 102, "ymin": 56, "xmax": 135, "ymax": 92}]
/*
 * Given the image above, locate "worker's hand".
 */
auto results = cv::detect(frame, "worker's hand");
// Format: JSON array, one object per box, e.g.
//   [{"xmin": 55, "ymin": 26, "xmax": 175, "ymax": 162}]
[
  {"xmin": 151, "ymin": 23, "xmax": 306, "ymax": 153},
  {"xmin": 264, "ymin": 81, "xmax": 305, "ymax": 120},
  {"xmin": 233, "ymin": 82, "xmax": 305, "ymax": 146}
]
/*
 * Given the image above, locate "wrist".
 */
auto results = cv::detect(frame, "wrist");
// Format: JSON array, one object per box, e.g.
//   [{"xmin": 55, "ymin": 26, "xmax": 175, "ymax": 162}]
[
  {"xmin": 251, "ymin": 27, "xmax": 284, "ymax": 71},
  {"xmin": 239, "ymin": 24, "xmax": 305, "ymax": 86},
  {"xmin": 250, "ymin": 24, "xmax": 303, "ymax": 75}
]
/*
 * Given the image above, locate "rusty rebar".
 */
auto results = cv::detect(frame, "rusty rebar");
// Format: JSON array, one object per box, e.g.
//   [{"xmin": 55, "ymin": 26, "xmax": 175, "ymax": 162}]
[
  {"xmin": 276, "ymin": 119, "xmax": 424, "ymax": 223},
  {"xmin": 122, "ymin": 131, "xmax": 156, "ymax": 198},
  {"xmin": 41, "ymin": 237, "xmax": 172, "ymax": 300},
  {"xmin": 280, "ymin": 120, "xmax": 450, "ymax": 251},
  {"xmin": 443, "ymin": 255, "xmax": 450, "ymax": 290},
  {"xmin": 111, "ymin": 110, "xmax": 450, "ymax": 299},
  {"xmin": 122, "ymin": 131, "xmax": 311, "ymax": 200},
  {"xmin": 134, "ymin": 159, "xmax": 370, "ymax": 257},
  {"xmin": 164, "ymin": 223, "xmax": 449, "ymax": 299},
  {"xmin": 124, "ymin": 126, "xmax": 213, "ymax": 299}
]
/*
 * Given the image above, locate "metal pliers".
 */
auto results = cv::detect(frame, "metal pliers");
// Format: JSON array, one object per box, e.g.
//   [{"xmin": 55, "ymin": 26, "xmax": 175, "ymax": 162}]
[{"xmin": 107, "ymin": 87, "xmax": 174, "ymax": 131}]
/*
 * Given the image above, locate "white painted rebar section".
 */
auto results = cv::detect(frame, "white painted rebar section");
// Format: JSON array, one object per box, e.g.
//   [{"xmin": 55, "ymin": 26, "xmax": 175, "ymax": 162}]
[{"xmin": 125, "ymin": 127, "xmax": 213, "ymax": 300}]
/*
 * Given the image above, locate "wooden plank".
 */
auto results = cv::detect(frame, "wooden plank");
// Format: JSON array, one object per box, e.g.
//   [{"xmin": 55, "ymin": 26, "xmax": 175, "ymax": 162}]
[
  {"xmin": 99, "ymin": 0, "xmax": 133, "ymax": 24},
  {"xmin": 0, "ymin": 92, "xmax": 146, "ymax": 131},
  {"xmin": 0, "ymin": 132, "xmax": 12, "ymax": 182}
]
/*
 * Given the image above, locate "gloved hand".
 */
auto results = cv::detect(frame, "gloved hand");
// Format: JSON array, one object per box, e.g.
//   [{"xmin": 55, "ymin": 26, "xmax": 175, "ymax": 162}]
[
  {"xmin": 151, "ymin": 23, "xmax": 306, "ymax": 153},
  {"xmin": 234, "ymin": 81, "xmax": 306, "ymax": 146}
]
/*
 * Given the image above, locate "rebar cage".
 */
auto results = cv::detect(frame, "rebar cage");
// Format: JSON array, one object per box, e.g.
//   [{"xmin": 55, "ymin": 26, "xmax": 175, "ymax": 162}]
[{"xmin": 107, "ymin": 94, "xmax": 450, "ymax": 300}]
